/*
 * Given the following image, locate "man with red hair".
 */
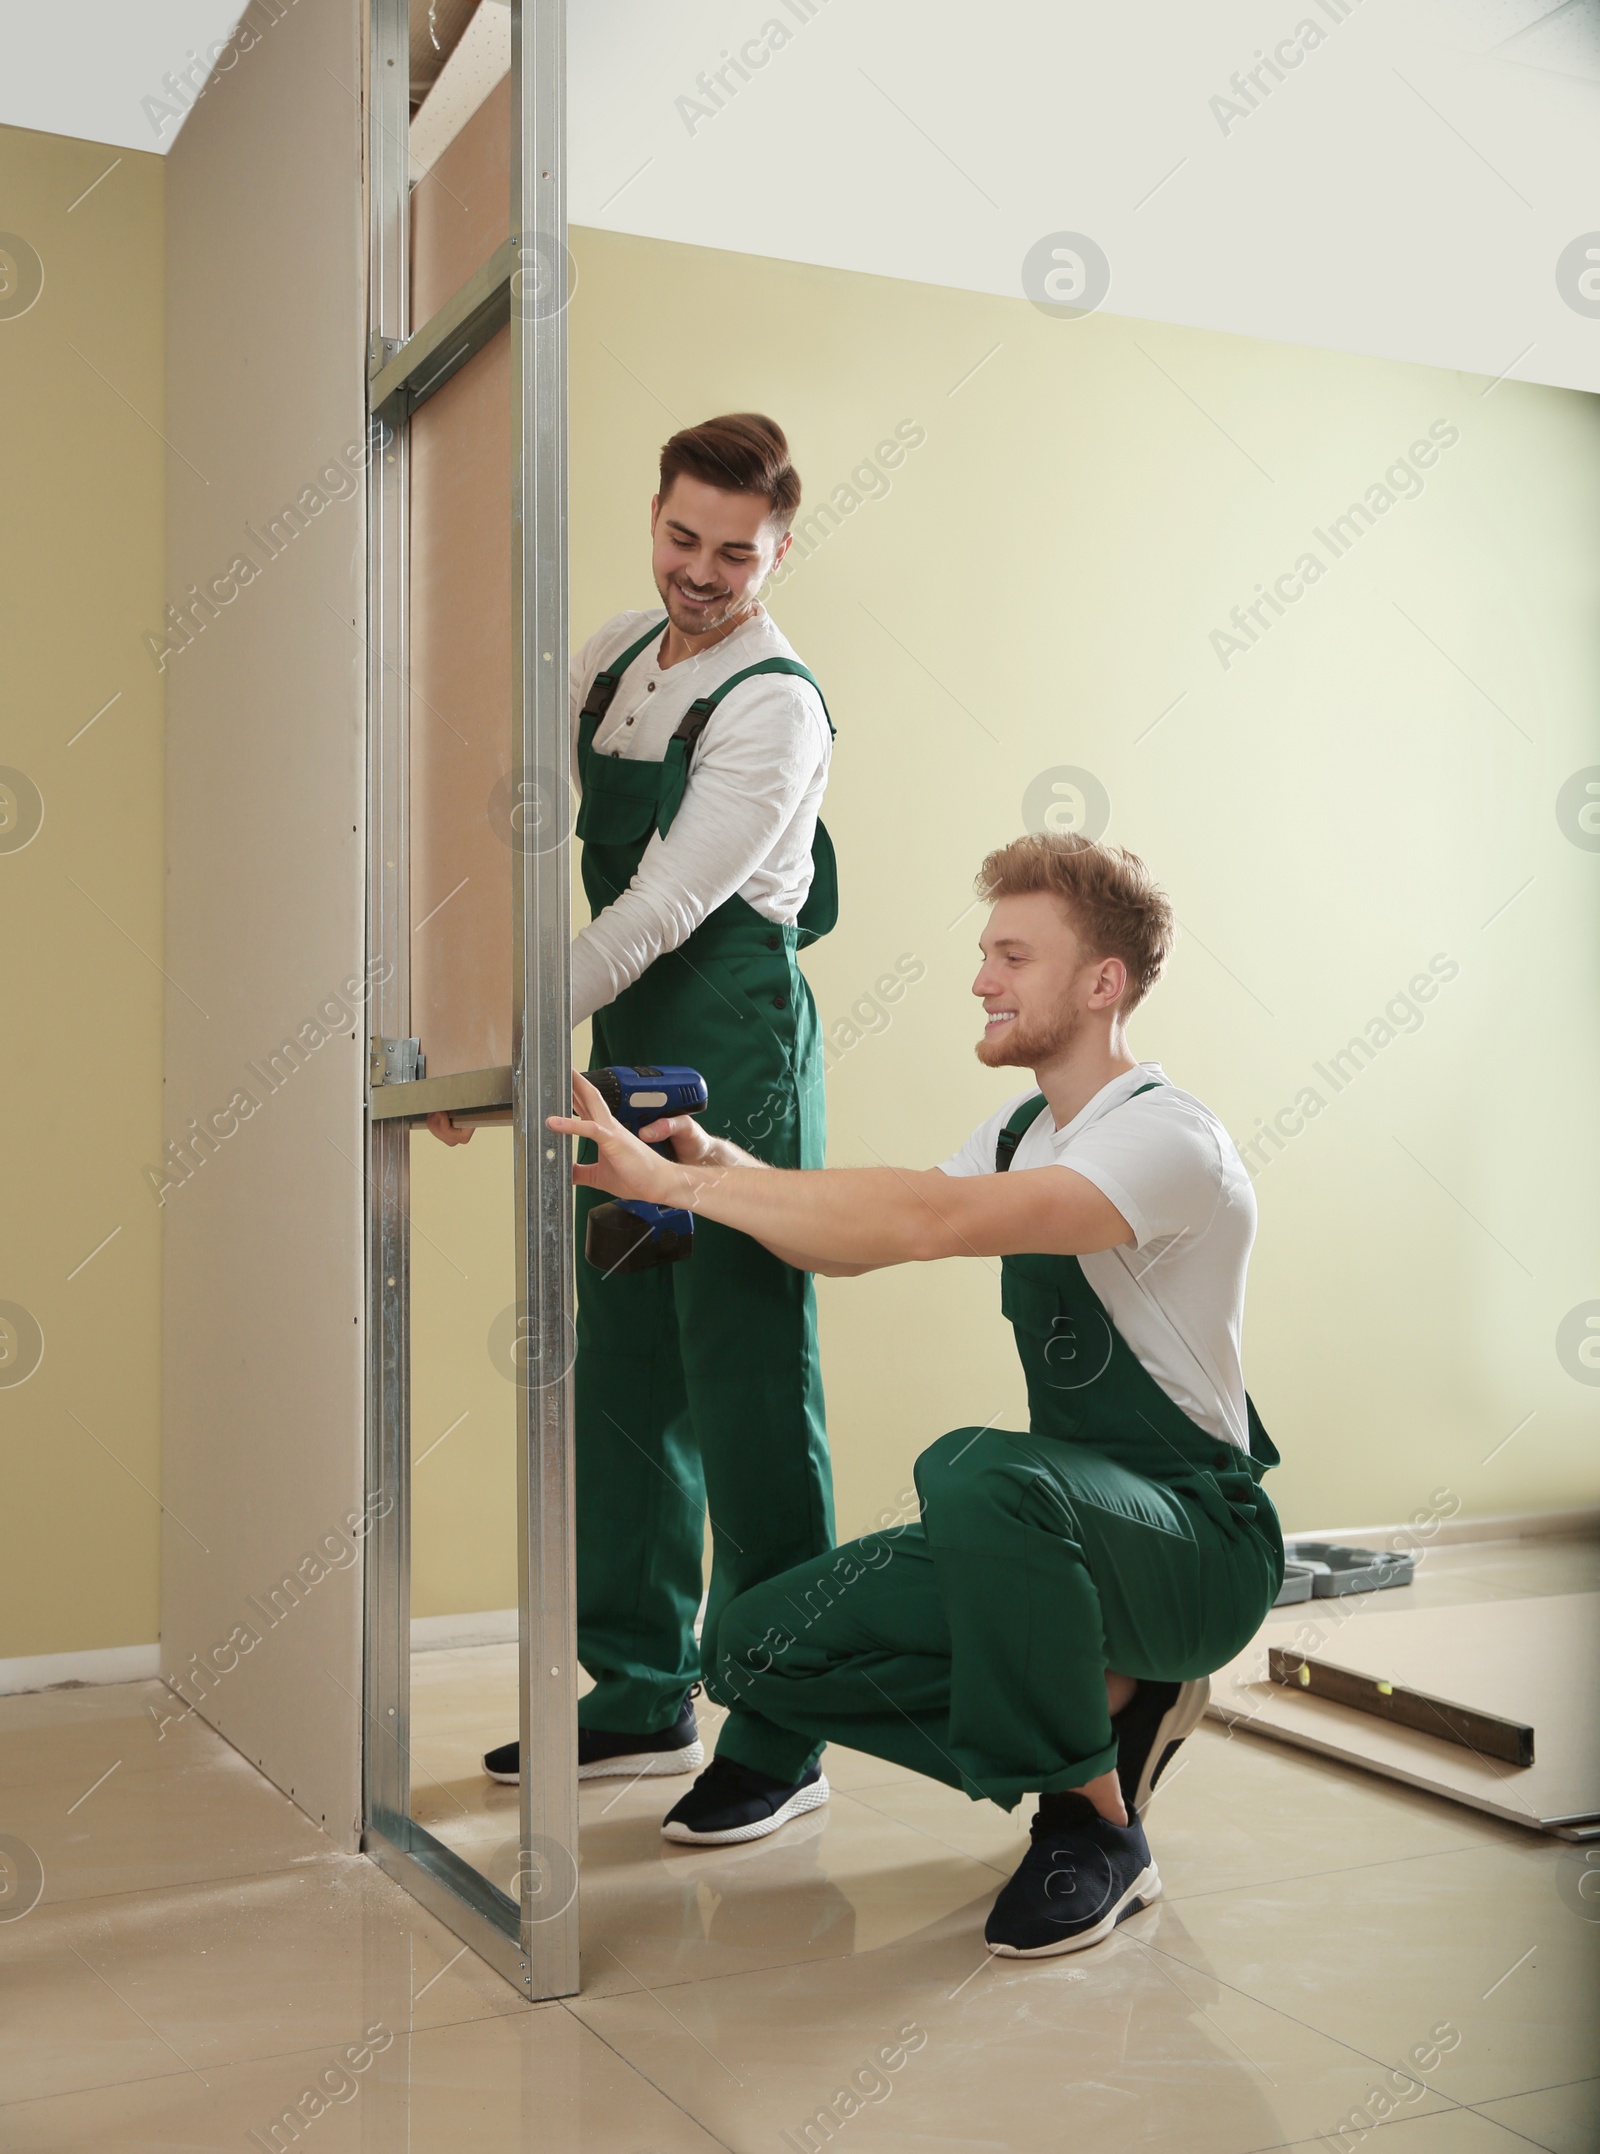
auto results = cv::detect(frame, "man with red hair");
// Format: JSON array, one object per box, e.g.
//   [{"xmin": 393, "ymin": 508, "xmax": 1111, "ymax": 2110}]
[{"xmin": 552, "ymin": 832, "xmax": 1284, "ymax": 1950}]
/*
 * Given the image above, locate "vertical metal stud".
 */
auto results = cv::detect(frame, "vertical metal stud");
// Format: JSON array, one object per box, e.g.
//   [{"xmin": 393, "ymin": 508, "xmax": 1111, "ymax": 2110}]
[
  {"xmin": 363, "ymin": 0, "xmax": 412, "ymax": 1856},
  {"xmin": 510, "ymin": 0, "xmax": 579, "ymax": 1998}
]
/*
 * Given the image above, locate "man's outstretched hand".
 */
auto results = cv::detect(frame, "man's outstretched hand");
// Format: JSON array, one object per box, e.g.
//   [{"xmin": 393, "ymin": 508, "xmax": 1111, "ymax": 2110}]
[
  {"xmin": 548, "ymin": 1071, "xmax": 703, "ymax": 1207},
  {"xmin": 426, "ymin": 1111, "xmax": 474, "ymax": 1147}
]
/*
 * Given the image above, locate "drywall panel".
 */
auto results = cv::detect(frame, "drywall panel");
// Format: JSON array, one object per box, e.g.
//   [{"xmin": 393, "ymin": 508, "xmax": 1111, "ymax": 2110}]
[
  {"xmin": 161, "ymin": 0, "xmax": 366, "ymax": 1846},
  {"xmin": 411, "ymin": 67, "xmax": 510, "ymax": 319},
  {"xmin": 410, "ymin": 327, "xmax": 513, "ymax": 1075},
  {"xmin": 410, "ymin": 74, "xmax": 515, "ymax": 1078},
  {"xmin": 1211, "ymin": 1592, "xmax": 1600, "ymax": 1832}
]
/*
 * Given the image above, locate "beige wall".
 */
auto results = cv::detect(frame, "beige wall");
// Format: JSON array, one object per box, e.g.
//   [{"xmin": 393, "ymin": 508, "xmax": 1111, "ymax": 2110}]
[
  {"xmin": 412, "ymin": 223, "xmax": 1599, "ymax": 1618},
  {"xmin": 0, "ymin": 126, "xmax": 166, "ymax": 1660},
  {"xmin": 160, "ymin": 0, "xmax": 367, "ymax": 1844}
]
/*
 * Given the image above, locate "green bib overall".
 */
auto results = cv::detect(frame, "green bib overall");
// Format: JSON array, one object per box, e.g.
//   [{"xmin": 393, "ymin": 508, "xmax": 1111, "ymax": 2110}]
[
  {"xmin": 573, "ymin": 618, "xmax": 837, "ymax": 1779},
  {"xmin": 714, "ymin": 1082, "xmax": 1284, "ymax": 1807}
]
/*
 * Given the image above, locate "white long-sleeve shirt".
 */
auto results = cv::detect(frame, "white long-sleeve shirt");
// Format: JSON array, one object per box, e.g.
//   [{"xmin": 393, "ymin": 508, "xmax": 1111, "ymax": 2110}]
[{"xmin": 568, "ymin": 606, "xmax": 832, "ymax": 1026}]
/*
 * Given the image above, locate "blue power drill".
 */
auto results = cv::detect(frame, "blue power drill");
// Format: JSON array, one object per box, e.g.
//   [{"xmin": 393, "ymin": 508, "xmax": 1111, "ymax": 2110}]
[{"xmin": 583, "ymin": 1065, "xmax": 709, "ymax": 1275}]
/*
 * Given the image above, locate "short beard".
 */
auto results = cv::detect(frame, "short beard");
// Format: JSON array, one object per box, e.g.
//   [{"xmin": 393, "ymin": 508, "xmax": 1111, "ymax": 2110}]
[
  {"xmin": 975, "ymin": 1002, "xmax": 1083, "ymax": 1070},
  {"xmin": 656, "ymin": 574, "xmax": 758, "ymax": 640}
]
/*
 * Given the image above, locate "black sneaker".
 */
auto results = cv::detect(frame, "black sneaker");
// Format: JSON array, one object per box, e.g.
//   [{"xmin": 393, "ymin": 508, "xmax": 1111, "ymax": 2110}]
[
  {"xmin": 482, "ymin": 1691, "xmax": 703, "ymax": 1785},
  {"xmin": 660, "ymin": 1756, "xmax": 829, "ymax": 1845},
  {"xmin": 1112, "ymin": 1677, "xmax": 1210, "ymax": 1817},
  {"xmin": 985, "ymin": 1791, "xmax": 1161, "ymax": 1958}
]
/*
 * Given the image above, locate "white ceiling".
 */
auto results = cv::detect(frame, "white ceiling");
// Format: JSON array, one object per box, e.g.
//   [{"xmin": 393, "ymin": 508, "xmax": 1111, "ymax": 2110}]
[
  {"xmin": 0, "ymin": 0, "xmax": 252, "ymax": 155},
  {"xmin": 3, "ymin": 0, "xmax": 1599, "ymax": 391},
  {"xmin": 565, "ymin": 0, "xmax": 1600, "ymax": 394}
]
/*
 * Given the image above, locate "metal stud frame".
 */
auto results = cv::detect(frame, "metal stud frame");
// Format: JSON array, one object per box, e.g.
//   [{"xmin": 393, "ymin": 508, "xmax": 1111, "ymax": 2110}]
[{"xmin": 361, "ymin": 0, "xmax": 576, "ymax": 2002}]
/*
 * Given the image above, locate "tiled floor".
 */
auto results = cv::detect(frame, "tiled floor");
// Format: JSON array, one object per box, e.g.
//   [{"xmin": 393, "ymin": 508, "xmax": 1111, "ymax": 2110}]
[{"xmin": 2, "ymin": 1545, "xmax": 1597, "ymax": 2151}]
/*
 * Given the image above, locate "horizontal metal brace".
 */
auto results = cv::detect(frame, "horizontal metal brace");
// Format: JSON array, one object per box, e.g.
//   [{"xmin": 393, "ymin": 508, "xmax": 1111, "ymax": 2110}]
[
  {"xmin": 368, "ymin": 235, "xmax": 518, "ymax": 427},
  {"xmin": 368, "ymin": 1063, "xmax": 515, "ymax": 1122},
  {"xmin": 365, "ymin": 1816, "xmax": 532, "ymax": 1996}
]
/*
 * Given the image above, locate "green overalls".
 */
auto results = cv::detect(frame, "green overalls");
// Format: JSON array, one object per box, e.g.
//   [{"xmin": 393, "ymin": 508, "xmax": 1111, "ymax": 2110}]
[
  {"xmin": 573, "ymin": 617, "xmax": 837, "ymax": 1782},
  {"xmin": 715, "ymin": 1083, "xmax": 1284, "ymax": 1807}
]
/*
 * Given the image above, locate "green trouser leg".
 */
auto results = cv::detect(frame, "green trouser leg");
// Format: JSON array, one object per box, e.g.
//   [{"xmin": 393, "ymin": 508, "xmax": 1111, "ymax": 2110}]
[
  {"xmin": 575, "ymin": 1190, "xmax": 834, "ymax": 1783},
  {"xmin": 717, "ymin": 1425, "xmax": 1280, "ymax": 1810},
  {"xmin": 573, "ymin": 1185, "xmax": 703, "ymax": 1729},
  {"xmin": 679, "ymin": 1208, "xmax": 833, "ymax": 1782},
  {"xmin": 716, "ymin": 1520, "xmax": 974, "ymax": 1793}
]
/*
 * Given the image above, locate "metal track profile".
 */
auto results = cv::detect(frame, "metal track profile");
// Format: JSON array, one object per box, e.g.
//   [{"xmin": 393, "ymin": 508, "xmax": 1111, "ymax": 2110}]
[
  {"xmin": 362, "ymin": 0, "xmax": 414, "ymax": 1929},
  {"xmin": 361, "ymin": 0, "xmax": 576, "ymax": 2001},
  {"xmin": 368, "ymin": 1064, "xmax": 515, "ymax": 1122},
  {"xmin": 368, "ymin": 235, "xmax": 518, "ymax": 428}
]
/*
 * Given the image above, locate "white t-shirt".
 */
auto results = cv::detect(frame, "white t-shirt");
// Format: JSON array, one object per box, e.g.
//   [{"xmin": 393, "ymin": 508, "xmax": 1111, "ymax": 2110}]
[
  {"xmin": 939, "ymin": 1063, "xmax": 1257, "ymax": 1448},
  {"xmin": 568, "ymin": 606, "xmax": 832, "ymax": 1026}
]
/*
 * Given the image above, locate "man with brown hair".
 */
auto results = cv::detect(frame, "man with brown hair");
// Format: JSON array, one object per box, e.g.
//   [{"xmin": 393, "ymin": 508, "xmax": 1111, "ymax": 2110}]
[
  {"xmin": 550, "ymin": 832, "xmax": 1284, "ymax": 1942},
  {"xmin": 437, "ymin": 413, "xmax": 840, "ymax": 1844}
]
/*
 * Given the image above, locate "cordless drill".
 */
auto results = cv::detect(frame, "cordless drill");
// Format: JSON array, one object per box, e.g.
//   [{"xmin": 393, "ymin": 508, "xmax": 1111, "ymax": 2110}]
[{"xmin": 582, "ymin": 1065, "xmax": 709, "ymax": 1276}]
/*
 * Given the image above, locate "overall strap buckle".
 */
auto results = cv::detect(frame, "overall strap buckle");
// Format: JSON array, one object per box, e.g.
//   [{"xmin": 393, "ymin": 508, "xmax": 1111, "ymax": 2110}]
[
  {"xmin": 995, "ymin": 1094, "xmax": 1049, "ymax": 1172},
  {"xmin": 580, "ymin": 673, "xmax": 621, "ymax": 722},
  {"xmin": 671, "ymin": 698, "xmax": 718, "ymax": 762},
  {"xmin": 581, "ymin": 617, "xmax": 670, "ymax": 724}
]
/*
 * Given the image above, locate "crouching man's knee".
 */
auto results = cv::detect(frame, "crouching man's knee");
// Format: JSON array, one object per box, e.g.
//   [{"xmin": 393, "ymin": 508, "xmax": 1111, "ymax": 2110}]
[
  {"xmin": 714, "ymin": 1582, "xmax": 797, "ymax": 1705},
  {"xmin": 917, "ymin": 1426, "xmax": 1030, "ymax": 1521}
]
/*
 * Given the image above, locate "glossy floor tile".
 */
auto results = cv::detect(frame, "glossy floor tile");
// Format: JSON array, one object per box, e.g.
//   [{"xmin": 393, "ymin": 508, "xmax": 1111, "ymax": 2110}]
[
  {"xmin": 1282, "ymin": 2111, "xmax": 1543, "ymax": 2150},
  {"xmin": 572, "ymin": 1902, "xmax": 1462, "ymax": 2154},
  {"xmin": 0, "ymin": 1677, "xmax": 228, "ymax": 1793},
  {"xmin": 0, "ymin": 2010, "xmax": 723, "ymax": 2152},
  {"xmin": 1475, "ymin": 2077, "xmax": 1600, "ymax": 2154},
  {"xmin": 1384, "ymin": 1534, "xmax": 1600, "ymax": 1610},
  {"xmin": 0, "ymin": 1854, "xmax": 522, "ymax": 2103},
  {"xmin": 4, "ymin": 1535, "xmax": 1597, "ymax": 2150},
  {"xmin": 0, "ymin": 1747, "xmax": 334, "ymax": 1908},
  {"xmin": 575, "ymin": 1787, "xmax": 1008, "ymax": 1999},
  {"xmin": 1152, "ymin": 1838, "xmax": 1598, "ymax": 2105}
]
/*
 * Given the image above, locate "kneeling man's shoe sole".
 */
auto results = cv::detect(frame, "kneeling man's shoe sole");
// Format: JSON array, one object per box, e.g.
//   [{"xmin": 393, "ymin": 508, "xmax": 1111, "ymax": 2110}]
[
  {"xmin": 661, "ymin": 1759, "xmax": 830, "ymax": 1845},
  {"xmin": 985, "ymin": 1797, "xmax": 1162, "ymax": 1958},
  {"xmin": 484, "ymin": 1698, "xmax": 703, "ymax": 1786},
  {"xmin": 579, "ymin": 1739, "xmax": 704, "ymax": 1782}
]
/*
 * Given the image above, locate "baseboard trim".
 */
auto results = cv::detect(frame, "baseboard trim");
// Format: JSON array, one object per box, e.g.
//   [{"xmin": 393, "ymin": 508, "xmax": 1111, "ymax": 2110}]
[
  {"xmin": 1290, "ymin": 1504, "xmax": 1600, "ymax": 1551},
  {"xmin": 410, "ymin": 1609, "xmax": 518, "ymax": 1652},
  {"xmin": 0, "ymin": 1641, "xmax": 161, "ymax": 1698},
  {"xmin": 409, "ymin": 1591, "xmax": 710, "ymax": 1652}
]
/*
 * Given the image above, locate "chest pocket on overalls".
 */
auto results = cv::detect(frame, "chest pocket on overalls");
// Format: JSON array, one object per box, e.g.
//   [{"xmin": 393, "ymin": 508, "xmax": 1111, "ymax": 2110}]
[
  {"xmin": 1001, "ymin": 1261, "xmax": 1114, "ymax": 1393},
  {"xmin": 1041, "ymin": 1309, "xmax": 1113, "ymax": 1391},
  {"xmin": 573, "ymin": 764, "xmax": 659, "ymax": 847}
]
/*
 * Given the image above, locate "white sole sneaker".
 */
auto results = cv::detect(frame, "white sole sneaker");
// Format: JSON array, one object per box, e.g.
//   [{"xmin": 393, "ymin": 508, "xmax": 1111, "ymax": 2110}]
[
  {"xmin": 987, "ymin": 1862, "xmax": 1162, "ymax": 1958},
  {"xmin": 484, "ymin": 1739, "xmax": 705, "ymax": 1787},
  {"xmin": 660, "ymin": 1771, "xmax": 831, "ymax": 1846},
  {"xmin": 579, "ymin": 1739, "xmax": 704, "ymax": 1783},
  {"xmin": 1132, "ymin": 1678, "xmax": 1210, "ymax": 1814}
]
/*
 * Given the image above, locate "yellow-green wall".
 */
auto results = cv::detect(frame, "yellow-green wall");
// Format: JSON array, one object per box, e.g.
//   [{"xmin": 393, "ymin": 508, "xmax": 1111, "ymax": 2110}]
[
  {"xmin": 405, "ymin": 228, "xmax": 1597, "ymax": 1615},
  {"xmin": 0, "ymin": 127, "xmax": 166, "ymax": 1657},
  {"xmin": 8, "ymin": 149, "xmax": 1583, "ymax": 1652}
]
